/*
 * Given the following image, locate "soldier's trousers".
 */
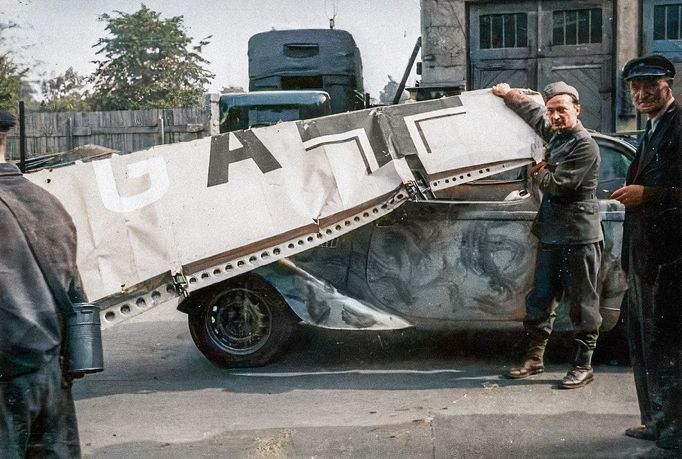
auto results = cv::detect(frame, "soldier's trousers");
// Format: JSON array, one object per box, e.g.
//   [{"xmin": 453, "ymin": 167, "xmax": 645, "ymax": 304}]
[
  {"xmin": 0, "ymin": 355, "xmax": 81, "ymax": 459},
  {"xmin": 524, "ymin": 242, "xmax": 603, "ymax": 367}
]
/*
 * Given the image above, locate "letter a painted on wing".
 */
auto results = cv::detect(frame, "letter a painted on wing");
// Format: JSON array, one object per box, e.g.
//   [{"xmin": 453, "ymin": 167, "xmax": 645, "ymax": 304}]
[{"xmin": 207, "ymin": 131, "xmax": 282, "ymax": 187}]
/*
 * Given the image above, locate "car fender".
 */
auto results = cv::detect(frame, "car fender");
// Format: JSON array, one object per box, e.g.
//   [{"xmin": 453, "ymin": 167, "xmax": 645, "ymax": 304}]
[{"xmin": 255, "ymin": 260, "xmax": 413, "ymax": 330}]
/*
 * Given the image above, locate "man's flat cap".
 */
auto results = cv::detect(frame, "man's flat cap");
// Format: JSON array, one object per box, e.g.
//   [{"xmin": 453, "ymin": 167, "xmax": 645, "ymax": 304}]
[
  {"xmin": 623, "ymin": 54, "xmax": 675, "ymax": 81},
  {"xmin": 0, "ymin": 110, "xmax": 16, "ymax": 132},
  {"xmin": 543, "ymin": 81, "xmax": 579, "ymax": 103}
]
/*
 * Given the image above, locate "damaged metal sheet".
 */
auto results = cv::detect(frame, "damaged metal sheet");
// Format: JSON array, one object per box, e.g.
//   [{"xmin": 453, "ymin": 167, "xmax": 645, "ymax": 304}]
[
  {"xmin": 257, "ymin": 196, "xmax": 628, "ymax": 332},
  {"xmin": 24, "ymin": 90, "xmax": 544, "ymax": 328},
  {"xmin": 257, "ymin": 259, "xmax": 412, "ymax": 330}
]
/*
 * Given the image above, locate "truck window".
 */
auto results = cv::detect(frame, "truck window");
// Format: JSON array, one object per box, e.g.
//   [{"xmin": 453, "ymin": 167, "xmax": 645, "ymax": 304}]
[{"xmin": 219, "ymin": 91, "xmax": 332, "ymax": 133}]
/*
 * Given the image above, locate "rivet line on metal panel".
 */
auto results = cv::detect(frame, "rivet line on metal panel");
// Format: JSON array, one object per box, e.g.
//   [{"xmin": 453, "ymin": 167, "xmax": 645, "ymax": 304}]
[{"xmin": 99, "ymin": 188, "xmax": 410, "ymax": 329}]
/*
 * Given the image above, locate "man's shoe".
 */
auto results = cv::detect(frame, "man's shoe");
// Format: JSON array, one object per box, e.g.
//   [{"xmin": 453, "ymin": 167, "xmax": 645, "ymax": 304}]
[
  {"xmin": 624, "ymin": 424, "xmax": 655, "ymax": 441},
  {"xmin": 656, "ymin": 427, "xmax": 682, "ymax": 450},
  {"xmin": 503, "ymin": 358, "xmax": 544, "ymax": 379},
  {"xmin": 655, "ymin": 437, "xmax": 681, "ymax": 451},
  {"xmin": 558, "ymin": 367, "xmax": 593, "ymax": 389}
]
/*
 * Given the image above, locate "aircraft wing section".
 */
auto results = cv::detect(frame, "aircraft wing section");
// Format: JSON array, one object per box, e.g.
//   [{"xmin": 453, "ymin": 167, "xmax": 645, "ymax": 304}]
[{"xmin": 25, "ymin": 89, "xmax": 543, "ymax": 328}]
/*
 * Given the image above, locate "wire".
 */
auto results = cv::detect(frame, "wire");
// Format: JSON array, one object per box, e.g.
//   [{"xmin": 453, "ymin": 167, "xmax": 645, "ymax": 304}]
[{"xmin": 325, "ymin": 0, "xmax": 338, "ymax": 29}]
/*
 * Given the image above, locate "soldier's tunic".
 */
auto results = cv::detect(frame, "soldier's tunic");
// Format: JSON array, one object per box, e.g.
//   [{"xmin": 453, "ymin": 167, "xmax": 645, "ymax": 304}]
[{"xmin": 502, "ymin": 91, "xmax": 603, "ymax": 367}]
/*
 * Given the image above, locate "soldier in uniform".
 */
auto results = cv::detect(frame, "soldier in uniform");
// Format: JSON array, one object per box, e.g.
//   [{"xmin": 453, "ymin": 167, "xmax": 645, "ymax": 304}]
[
  {"xmin": 491, "ymin": 81, "xmax": 603, "ymax": 389},
  {"xmin": 612, "ymin": 54, "xmax": 681, "ymax": 451}
]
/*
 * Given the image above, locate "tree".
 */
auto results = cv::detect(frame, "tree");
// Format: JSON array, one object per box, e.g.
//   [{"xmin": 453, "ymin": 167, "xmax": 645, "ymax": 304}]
[
  {"xmin": 379, "ymin": 75, "xmax": 408, "ymax": 104},
  {"xmin": 0, "ymin": 22, "xmax": 28, "ymax": 112},
  {"xmin": 91, "ymin": 4, "xmax": 214, "ymax": 110},
  {"xmin": 220, "ymin": 85, "xmax": 245, "ymax": 94},
  {"xmin": 40, "ymin": 67, "xmax": 92, "ymax": 112}
]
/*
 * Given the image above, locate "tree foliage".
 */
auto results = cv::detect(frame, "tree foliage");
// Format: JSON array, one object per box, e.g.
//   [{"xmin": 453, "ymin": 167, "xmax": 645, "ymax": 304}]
[
  {"xmin": 91, "ymin": 4, "xmax": 214, "ymax": 110},
  {"xmin": 220, "ymin": 85, "xmax": 245, "ymax": 94},
  {"xmin": 0, "ymin": 22, "xmax": 28, "ymax": 112},
  {"xmin": 40, "ymin": 67, "xmax": 92, "ymax": 112},
  {"xmin": 379, "ymin": 75, "xmax": 407, "ymax": 104}
]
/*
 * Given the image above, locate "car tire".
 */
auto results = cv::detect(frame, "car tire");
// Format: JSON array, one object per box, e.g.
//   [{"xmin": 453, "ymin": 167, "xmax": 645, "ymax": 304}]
[{"xmin": 187, "ymin": 275, "xmax": 298, "ymax": 368}]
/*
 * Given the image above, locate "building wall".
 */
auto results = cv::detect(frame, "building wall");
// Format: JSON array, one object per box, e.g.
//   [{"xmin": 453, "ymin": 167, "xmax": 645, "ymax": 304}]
[
  {"xmin": 420, "ymin": 0, "xmax": 641, "ymax": 131},
  {"xmin": 615, "ymin": 1, "xmax": 640, "ymax": 130},
  {"xmin": 420, "ymin": 0, "xmax": 467, "ymax": 88}
]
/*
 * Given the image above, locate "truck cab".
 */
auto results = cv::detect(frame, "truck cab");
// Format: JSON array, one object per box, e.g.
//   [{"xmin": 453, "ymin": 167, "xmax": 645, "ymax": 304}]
[
  {"xmin": 248, "ymin": 29, "xmax": 365, "ymax": 114},
  {"xmin": 218, "ymin": 90, "xmax": 332, "ymax": 133}
]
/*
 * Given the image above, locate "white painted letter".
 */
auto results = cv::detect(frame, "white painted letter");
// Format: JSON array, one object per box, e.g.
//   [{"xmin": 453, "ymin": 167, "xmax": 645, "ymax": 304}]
[{"xmin": 93, "ymin": 157, "xmax": 169, "ymax": 213}]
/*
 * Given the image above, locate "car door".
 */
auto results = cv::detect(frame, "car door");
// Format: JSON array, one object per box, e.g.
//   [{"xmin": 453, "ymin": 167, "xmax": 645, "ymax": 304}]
[
  {"xmin": 365, "ymin": 167, "xmax": 537, "ymax": 324},
  {"xmin": 364, "ymin": 134, "xmax": 634, "ymax": 329}
]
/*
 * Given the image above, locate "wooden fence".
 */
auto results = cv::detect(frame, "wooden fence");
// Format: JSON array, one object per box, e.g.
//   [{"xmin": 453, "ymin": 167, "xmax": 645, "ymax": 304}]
[{"xmin": 5, "ymin": 98, "xmax": 218, "ymax": 160}]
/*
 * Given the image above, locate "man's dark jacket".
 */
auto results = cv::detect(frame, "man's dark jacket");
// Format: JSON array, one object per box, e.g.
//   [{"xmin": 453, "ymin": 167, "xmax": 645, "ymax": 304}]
[
  {"xmin": 502, "ymin": 92, "xmax": 603, "ymax": 245},
  {"xmin": 0, "ymin": 163, "xmax": 82, "ymax": 380},
  {"xmin": 623, "ymin": 102, "xmax": 682, "ymax": 281}
]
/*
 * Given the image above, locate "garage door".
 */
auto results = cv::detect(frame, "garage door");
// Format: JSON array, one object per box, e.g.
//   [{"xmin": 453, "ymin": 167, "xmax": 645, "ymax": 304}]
[
  {"xmin": 643, "ymin": 0, "xmax": 682, "ymax": 100},
  {"xmin": 470, "ymin": 0, "xmax": 614, "ymax": 131}
]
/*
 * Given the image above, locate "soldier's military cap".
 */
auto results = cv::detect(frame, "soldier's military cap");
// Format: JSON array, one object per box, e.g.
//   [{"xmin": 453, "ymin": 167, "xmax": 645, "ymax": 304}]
[{"xmin": 543, "ymin": 81, "xmax": 580, "ymax": 103}]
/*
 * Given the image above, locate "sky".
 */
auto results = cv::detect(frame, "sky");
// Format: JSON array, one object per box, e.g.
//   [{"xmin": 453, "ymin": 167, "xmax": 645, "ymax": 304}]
[{"xmin": 0, "ymin": 0, "xmax": 422, "ymax": 99}]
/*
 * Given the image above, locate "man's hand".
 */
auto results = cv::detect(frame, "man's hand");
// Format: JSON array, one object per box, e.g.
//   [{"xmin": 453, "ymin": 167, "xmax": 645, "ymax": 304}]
[
  {"xmin": 530, "ymin": 161, "xmax": 547, "ymax": 177},
  {"xmin": 611, "ymin": 185, "xmax": 645, "ymax": 208},
  {"xmin": 491, "ymin": 83, "xmax": 511, "ymax": 97}
]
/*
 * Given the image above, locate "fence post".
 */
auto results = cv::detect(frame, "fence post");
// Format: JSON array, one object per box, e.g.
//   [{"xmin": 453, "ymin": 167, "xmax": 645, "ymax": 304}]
[
  {"xmin": 19, "ymin": 101, "xmax": 25, "ymax": 172},
  {"xmin": 159, "ymin": 113, "xmax": 165, "ymax": 145},
  {"xmin": 66, "ymin": 117, "xmax": 73, "ymax": 151},
  {"xmin": 205, "ymin": 93, "xmax": 220, "ymax": 136}
]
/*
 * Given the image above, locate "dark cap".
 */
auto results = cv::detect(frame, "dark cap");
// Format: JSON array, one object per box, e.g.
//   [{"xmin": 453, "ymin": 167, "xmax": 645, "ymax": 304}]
[
  {"xmin": 543, "ymin": 81, "xmax": 579, "ymax": 103},
  {"xmin": 0, "ymin": 110, "xmax": 16, "ymax": 132},
  {"xmin": 622, "ymin": 54, "xmax": 675, "ymax": 81}
]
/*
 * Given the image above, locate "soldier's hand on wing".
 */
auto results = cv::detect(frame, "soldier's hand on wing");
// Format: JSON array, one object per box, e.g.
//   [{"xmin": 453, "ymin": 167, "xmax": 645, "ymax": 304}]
[
  {"xmin": 491, "ymin": 83, "xmax": 511, "ymax": 97},
  {"xmin": 611, "ymin": 185, "xmax": 645, "ymax": 208},
  {"xmin": 530, "ymin": 160, "xmax": 547, "ymax": 176}
]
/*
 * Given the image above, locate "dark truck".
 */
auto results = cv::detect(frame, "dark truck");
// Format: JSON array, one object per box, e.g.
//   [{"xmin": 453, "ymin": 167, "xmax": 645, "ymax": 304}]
[
  {"xmin": 218, "ymin": 29, "xmax": 365, "ymax": 133},
  {"xmin": 248, "ymin": 29, "xmax": 366, "ymax": 114}
]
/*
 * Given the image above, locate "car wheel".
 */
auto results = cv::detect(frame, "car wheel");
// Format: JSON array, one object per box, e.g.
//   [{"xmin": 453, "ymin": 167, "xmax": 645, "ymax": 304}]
[{"xmin": 187, "ymin": 276, "xmax": 298, "ymax": 368}]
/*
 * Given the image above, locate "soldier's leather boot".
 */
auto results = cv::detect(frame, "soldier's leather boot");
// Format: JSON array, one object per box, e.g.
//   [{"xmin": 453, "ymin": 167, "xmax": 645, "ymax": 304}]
[
  {"xmin": 503, "ymin": 356, "xmax": 544, "ymax": 379},
  {"xmin": 559, "ymin": 340, "xmax": 595, "ymax": 388},
  {"xmin": 559, "ymin": 366, "xmax": 594, "ymax": 389},
  {"xmin": 503, "ymin": 340, "xmax": 546, "ymax": 379}
]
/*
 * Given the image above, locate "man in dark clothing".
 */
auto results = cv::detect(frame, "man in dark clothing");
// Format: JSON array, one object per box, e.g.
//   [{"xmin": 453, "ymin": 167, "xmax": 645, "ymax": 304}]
[
  {"xmin": 492, "ymin": 81, "xmax": 603, "ymax": 389},
  {"xmin": 612, "ymin": 54, "xmax": 681, "ymax": 451},
  {"xmin": 0, "ymin": 110, "xmax": 83, "ymax": 458}
]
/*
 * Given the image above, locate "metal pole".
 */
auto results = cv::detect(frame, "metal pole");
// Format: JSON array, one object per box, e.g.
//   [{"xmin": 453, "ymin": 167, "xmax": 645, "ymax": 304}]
[
  {"xmin": 19, "ymin": 101, "xmax": 26, "ymax": 172},
  {"xmin": 159, "ymin": 114, "xmax": 165, "ymax": 144},
  {"xmin": 393, "ymin": 37, "xmax": 422, "ymax": 105}
]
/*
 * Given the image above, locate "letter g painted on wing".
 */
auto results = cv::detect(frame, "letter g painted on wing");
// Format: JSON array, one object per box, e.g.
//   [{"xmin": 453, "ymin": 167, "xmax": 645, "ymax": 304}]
[{"xmin": 93, "ymin": 157, "xmax": 170, "ymax": 213}]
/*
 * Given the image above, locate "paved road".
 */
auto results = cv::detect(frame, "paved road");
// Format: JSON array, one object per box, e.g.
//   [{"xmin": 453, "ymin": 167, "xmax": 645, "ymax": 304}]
[{"xmin": 73, "ymin": 301, "xmax": 675, "ymax": 458}]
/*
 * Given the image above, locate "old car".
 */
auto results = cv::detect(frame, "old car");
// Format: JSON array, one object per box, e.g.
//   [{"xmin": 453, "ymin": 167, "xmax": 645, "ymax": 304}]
[{"xmin": 179, "ymin": 132, "xmax": 636, "ymax": 368}]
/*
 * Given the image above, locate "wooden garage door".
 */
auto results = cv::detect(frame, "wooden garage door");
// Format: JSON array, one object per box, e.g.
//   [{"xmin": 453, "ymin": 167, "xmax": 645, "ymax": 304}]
[
  {"xmin": 643, "ymin": 0, "xmax": 682, "ymax": 101},
  {"xmin": 470, "ymin": 0, "xmax": 614, "ymax": 132}
]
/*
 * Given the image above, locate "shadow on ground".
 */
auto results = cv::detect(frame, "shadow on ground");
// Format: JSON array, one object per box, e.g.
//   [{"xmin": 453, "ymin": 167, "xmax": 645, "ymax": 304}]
[{"xmin": 74, "ymin": 321, "xmax": 632, "ymax": 399}]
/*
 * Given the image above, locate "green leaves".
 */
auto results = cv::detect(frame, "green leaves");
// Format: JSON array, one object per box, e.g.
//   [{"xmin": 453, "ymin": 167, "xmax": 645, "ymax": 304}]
[
  {"xmin": 0, "ymin": 52, "xmax": 26, "ymax": 111},
  {"xmin": 40, "ymin": 67, "xmax": 92, "ymax": 112},
  {"xmin": 0, "ymin": 21, "xmax": 28, "ymax": 112},
  {"xmin": 90, "ymin": 5, "xmax": 214, "ymax": 110}
]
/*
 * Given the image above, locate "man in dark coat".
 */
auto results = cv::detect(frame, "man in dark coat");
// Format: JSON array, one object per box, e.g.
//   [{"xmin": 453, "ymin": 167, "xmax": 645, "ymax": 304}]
[
  {"xmin": 0, "ymin": 110, "xmax": 84, "ymax": 457},
  {"xmin": 612, "ymin": 54, "xmax": 682, "ymax": 451},
  {"xmin": 492, "ymin": 81, "xmax": 603, "ymax": 389}
]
